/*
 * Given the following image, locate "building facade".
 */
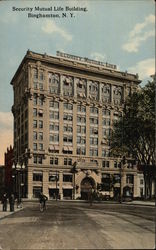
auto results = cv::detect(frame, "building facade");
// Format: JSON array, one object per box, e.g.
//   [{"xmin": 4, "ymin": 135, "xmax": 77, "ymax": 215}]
[
  {"xmin": 4, "ymin": 145, "xmax": 14, "ymax": 195},
  {"xmin": 11, "ymin": 50, "xmax": 141, "ymax": 199}
]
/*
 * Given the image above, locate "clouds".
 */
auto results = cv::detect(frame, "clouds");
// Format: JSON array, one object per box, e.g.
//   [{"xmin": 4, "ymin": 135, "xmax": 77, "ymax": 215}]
[
  {"xmin": 0, "ymin": 112, "xmax": 13, "ymax": 165},
  {"xmin": 90, "ymin": 52, "xmax": 107, "ymax": 62},
  {"xmin": 41, "ymin": 20, "xmax": 72, "ymax": 41},
  {"xmin": 0, "ymin": 112, "xmax": 13, "ymax": 130},
  {"xmin": 128, "ymin": 58, "xmax": 155, "ymax": 80},
  {"xmin": 122, "ymin": 14, "xmax": 155, "ymax": 52}
]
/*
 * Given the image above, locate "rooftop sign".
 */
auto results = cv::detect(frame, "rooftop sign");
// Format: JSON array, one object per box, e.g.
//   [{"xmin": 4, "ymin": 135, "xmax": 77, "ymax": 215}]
[{"xmin": 56, "ymin": 51, "xmax": 117, "ymax": 70}]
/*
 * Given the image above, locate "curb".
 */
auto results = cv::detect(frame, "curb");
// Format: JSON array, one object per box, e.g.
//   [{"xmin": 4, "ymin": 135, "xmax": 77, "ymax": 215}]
[
  {"xmin": 22, "ymin": 199, "xmax": 155, "ymax": 207},
  {"xmin": 0, "ymin": 207, "xmax": 24, "ymax": 221}
]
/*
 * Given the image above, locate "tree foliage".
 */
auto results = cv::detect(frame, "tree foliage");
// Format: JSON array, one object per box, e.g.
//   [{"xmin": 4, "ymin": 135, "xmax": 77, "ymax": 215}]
[{"xmin": 111, "ymin": 80, "xmax": 155, "ymax": 166}]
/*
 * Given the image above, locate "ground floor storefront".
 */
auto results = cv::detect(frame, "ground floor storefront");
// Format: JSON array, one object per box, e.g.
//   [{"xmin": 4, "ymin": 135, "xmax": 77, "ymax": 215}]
[{"xmin": 24, "ymin": 165, "xmax": 142, "ymax": 200}]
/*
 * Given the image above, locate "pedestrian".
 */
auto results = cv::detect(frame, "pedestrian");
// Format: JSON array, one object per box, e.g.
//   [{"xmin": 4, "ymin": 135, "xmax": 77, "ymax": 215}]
[
  {"xmin": 17, "ymin": 194, "xmax": 22, "ymax": 208},
  {"xmin": 9, "ymin": 194, "xmax": 15, "ymax": 212},
  {"xmin": 2, "ymin": 193, "xmax": 8, "ymax": 211}
]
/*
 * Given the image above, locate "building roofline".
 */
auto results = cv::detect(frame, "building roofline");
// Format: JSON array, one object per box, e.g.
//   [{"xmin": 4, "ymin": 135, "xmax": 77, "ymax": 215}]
[{"xmin": 10, "ymin": 50, "xmax": 141, "ymax": 85}]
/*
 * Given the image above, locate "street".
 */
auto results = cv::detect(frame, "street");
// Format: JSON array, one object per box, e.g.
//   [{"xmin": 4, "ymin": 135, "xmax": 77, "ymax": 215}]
[{"xmin": 0, "ymin": 201, "xmax": 155, "ymax": 249}]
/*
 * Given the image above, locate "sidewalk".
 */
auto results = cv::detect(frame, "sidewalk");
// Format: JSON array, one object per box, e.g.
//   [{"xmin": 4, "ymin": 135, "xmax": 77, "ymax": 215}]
[
  {"xmin": 0, "ymin": 203, "xmax": 23, "ymax": 220},
  {"xmin": 124, "ymin": 200, "xmax": 155, "ymax": 207},
  {"xmin": 22, "ymin": 198, "xmax": 155, "ymax": 207}
]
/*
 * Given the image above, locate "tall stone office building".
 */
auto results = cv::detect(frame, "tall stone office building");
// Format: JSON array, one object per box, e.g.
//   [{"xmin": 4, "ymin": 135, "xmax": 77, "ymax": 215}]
[{"xmin": 11, "ymin": 50, "xmax": 141, "ymax": 199}]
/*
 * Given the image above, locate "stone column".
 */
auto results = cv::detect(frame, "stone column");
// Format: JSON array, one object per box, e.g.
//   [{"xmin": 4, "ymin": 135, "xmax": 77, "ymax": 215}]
[
  {"xmin": 111, "ymin": 85, "xmax": 114, "ymax": 104},
  {"xmin": 27, "ymin": 168, "xmax": 33, "ymax": 199},
  {"xmin": 73, "ymin": 103, "xmax": 77, "ymax": 155},
  {"xmin": 98, "ymin": 107, "xmax": 102, "ymax": 157},
  {"xmin": 123, "ymin": 84, "xmax": 126, "ymax": 102},
  {"xmin": 59, "ymin": 101, "xmax": 64, "ymax": 151},
  {"xmin": 86, "ymin": 104, "xmax": 90, "ymax": 156},
  {"xmin": 73, "ymin": 77, "xmax": 77, "ymax": 97},
  {"xmin": 44, "ymin": 69, "xmax": 48, "ymax": 92},
  {"xmin": 43, "ymin": 170, "xmax": 49, "ymax": 198},
  {"xmin": 99, "ymin": 82, "xmax": 102, "ymax": 102},
  {"xmin": 28, "ymin": 64, "xmax": 33, "ymax": 89},
  {"xmin": 86, "ymin": 80, "xmax": 90, "ymax": 98},
  {"xmin": 121, "ymin": 172, "xmax": 126, "ymax": 197},
  {"xmin": 60, "ymin": 75, "xmax": 63, "ymax": 95},
  {"xmin": 59, "ymin": 171, "xmax": 63, "ymax": 200}
]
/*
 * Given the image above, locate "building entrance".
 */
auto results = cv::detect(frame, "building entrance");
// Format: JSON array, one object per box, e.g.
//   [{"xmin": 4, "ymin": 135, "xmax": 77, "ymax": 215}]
[{"xmin": 81, "ymin": 177, "xmax": 95, "ymax": 200}]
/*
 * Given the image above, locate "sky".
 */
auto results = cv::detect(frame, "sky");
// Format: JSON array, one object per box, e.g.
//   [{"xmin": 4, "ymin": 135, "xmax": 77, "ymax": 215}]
[{"xmin": 0, "ymin": 0, "xmax": 155, "ymax": 165}]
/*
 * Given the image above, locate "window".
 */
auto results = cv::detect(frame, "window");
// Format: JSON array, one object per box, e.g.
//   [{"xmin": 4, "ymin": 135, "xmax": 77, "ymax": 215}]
[
  {"xmin": 33, "ymin": 94, "xmax": 37, "ymax": 105},
  {"xmin": 77, "ymin": 116, "xmax": 86, "ymax": 123},
  {"xmin": 63, "ymin": 113, "xmax": 73, "ymax": 121},
  {"xmin": 39, "ymin": 120, "xmax": 43, "ymax": 129},
  {"xmin": 114, "ymin": 174, "xmax": 120, "ymax": 183},
  {"xmin": 90, "ymin": 107, "xmax": 98, "ymax": 114},
  {"xmin": 50, "ymin": 157, "xmax": 58, "ymax": 165},
  {"xmin": 63, "ymin": 174, "xmax": 72, "ymax": 182},
  {"xmin": 49, "ymin": 174, "xmax": 59, "ymax": 182},
  {"xmin": 38, "ymin": 109, "xmax": 43, "ymax": 117},
  {"xmin": 33, "ymin": 131, "xmax": 37, "ymax": 140},
  {"xmin": 49, "ymin": 101, "xmax": 59, "ymax": 109},
  {"xmin": 33, "ymin": 108, "xmax": 37, "ymax": 117},
  {"xmin": 64, "ymin": 125, "xmax": 72, "ymax": 132},
  {"xmin": 64, "ymin": 103, "xmax": 73, "ymax": 110},
  {"xmin": 90, "ymin": 137, "xmax": 98, "ymax": 145},
  {"xmin": 102, "ymin": 149, "xmax": 110, "ymax": 157},
  {"xmin": 50, "ymin": 111, "xmax": 59, "ymax": 120},
  {"xmin": 89, "ymin": 148, "xmax": 98, "ymax": 156},
  {"xmin": 49, "ymin": 134, "xmax": 59, "ymax": 142},
  {"xmin": 38, "ymin": 97, "xmax": 43, "ymax": 106},
  {"xmin": 77, "ymin": 147, "xmax": 86, "ymax": 155},
  {"xmin": 102, "ymin": 128, "xmax": 111, "ymax": 137},
  {"xmin": 126, "ymin": 174, "xmax": 134, "ymax": 184},
  {"xmin": 77, "ymin": 105, "xmax": 86, "ymax": 113},
  {"xmin": 90, "ymin": 117, "xmax": 98, "ymax": 124},
  {"xmin": 33, "ymin": 120, "xmax": 37, "ymax": 128},
  {"xmin": 77, "ymin": 125, "xmax": 86, "ymax": 134},
  {"xmin": 33, "ymin": 155, "xmax": 37, "ymax": 164},
  {"xmin": 38, "ymin": 132, "xmax": 43, "ymax": 141},
  {"xmin": 102, "ymin": 118, "xmax": 111, "ymax": 126},
  {"xmin": 33, "ymin": 143, "xmax": 37, "ymax": 151},
  {"xmin": 33, "ymin": 173, "xmax": 42, "ymax": 181},
  {"xmin": 102, "ymin": 109, "xmax": 110, "ymax": 116},
  {"xmin": 50, "ymin": 123, "xmax": 59, "ymax": 131},
  {"xmin": 64, "ymin": 158, "xmax": 72, "ymax": 165},
  {"xmin": 39, "ymin": 71, "xmax": 44, "ymax": 81},
  {"xmin": 34, "ymin": 82, "xmax": 38, "ymax": 90},
  {"xmin": 114, "ymin": 161, "xmax": 118, "ymax": 168},
  {"xmin": 63, "ymin": 135, "xmax": 73, "ymax": 143},
  {"xmin": 102, "ymin": 161, "xmax": 110, "ymax": 168},
  {"xmin": 39, "ymin": 143, "xmax": 43, "ymax": 150},
  {"xmin": 39, "ymin": 82, "xmax": 43, "ymax": 91},
  {"xmin": 34, "ymin": 69, "xmax": 38, "ymax": 79},
  {"xmin": 38, "ymin": 156, "xmax": 43, "ymax": 164}
]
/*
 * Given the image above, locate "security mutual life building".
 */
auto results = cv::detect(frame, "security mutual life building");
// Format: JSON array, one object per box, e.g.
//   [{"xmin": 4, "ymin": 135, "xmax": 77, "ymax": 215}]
[{"xmin": 11, "ymin": 50, "xmax": 143, "ymax": 200}]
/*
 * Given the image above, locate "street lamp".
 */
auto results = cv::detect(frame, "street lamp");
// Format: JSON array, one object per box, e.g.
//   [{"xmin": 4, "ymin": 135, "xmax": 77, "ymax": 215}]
[
  {"xmin": 55, "ymin": 171, "xmax": 59, "ymax": 201},
  {"xmin": 12, "ymin": 162, "xmax": 25, "ymax": 206},
  {"xmin": 119, "ymin": 156, "xmax": 126, "ymax": 203},
  {"xmin": 71, "ymin": 164, "xmax": 78, "ymax": 200}
]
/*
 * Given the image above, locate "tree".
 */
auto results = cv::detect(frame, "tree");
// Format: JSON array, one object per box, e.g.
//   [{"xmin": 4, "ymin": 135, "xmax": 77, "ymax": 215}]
[{"xmin": 111, "ymin": 79, "xmax": 155, "ymax": 198}]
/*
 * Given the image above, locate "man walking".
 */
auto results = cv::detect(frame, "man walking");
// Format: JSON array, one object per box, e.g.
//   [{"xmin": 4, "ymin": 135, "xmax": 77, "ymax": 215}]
[
  {"xmin": 9, "ymin": 194, "xmax": 15, "ymax": 212},
  {"xmin": 2, "ymin": 193, "xmax": 8, "ymax": 211}
]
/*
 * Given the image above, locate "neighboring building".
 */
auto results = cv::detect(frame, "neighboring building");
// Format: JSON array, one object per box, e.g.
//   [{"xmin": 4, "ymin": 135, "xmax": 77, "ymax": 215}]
[
  {"xmin": 4, "ymin": 145, "xmax": 14, "ymax": 195},
  {"xmin": 0, "ymin": 165, "xmax": 5, "ymax": 199},
  {"xmin": 11, "ymin": 50, "xmax": 142, "ymax": 199}
]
